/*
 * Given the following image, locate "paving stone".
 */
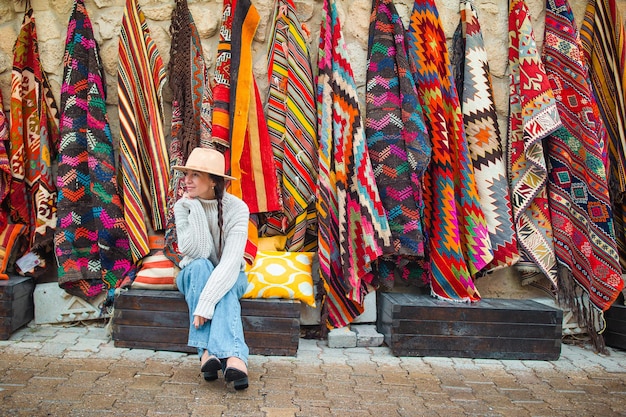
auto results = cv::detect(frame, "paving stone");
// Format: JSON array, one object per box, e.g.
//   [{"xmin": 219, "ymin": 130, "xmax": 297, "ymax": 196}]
[
  {"xmin": 352, "ymin": 324, "xmax": 384, "ymax": 347},
  {"xmin": 327, "ymin": 326, "xmax": 356, "ymax": 348},
  {"xmin": 0, "ymin": 321, "xmax": 624, "ymax": 416}
]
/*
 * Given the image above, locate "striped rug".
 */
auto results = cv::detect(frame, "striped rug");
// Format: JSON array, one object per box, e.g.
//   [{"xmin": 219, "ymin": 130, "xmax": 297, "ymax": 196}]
[
  {"xmin": 265, "ymin": 0, "xmax": 318, "ymax": 252},
  {"xmin": 214, "ymin": 0, "xmax": 280, "ymax": 215},
  {"xmin": 118, "ymin": 0, "xmax": 170, "ymax": 262}
]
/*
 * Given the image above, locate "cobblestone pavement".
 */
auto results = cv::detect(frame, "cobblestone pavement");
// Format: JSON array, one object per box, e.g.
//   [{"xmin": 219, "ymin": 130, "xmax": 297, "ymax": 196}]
[{"xmin": 0, "ymin": 320, "xmax": 625, "ymax": 417}]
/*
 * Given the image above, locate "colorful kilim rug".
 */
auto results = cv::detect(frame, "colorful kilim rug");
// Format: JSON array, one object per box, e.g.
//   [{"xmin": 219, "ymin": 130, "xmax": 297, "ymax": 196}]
[
  {"xmin": 212, "ymin": 0, "xmax": 284, "ymax": 264},
  {"xmin": 0, "ymin": 89, "xmax": 11, "ymax": 231},
  {"xmin": 118, "ymin": 0, "xmax": 170, "ymax": 262},
  {"xmin": 164, "ymin": 0, "xmax": 212, "ymax": 265},
  {"xmin": 365, "ymin": 0, "xmax": 431, "ymax": 268},
  {"xmin": 406, "ymin": 0, "xmax": 491, "ymax": 302},
  {"xmin": 581, "ymin": 0, "xmax": 626, "ymax": 278},
  {"xmin": 508, "ymin": 0, "xmax": 561, "ymax": 287},
  {"xmin": 55, "ymin": 0, "xmax": 134, "ymax": 303},
  {"xmin": 452, "ymin": 0, "xmax": 519, "ymax": 274},
  {"xmin": 9, "ymin": 2, "xmax": 59, "ymax": 250},
  {"xmin": 543, "ymin": 0, "xmax": 623, "ymax": 346},
  {"xmin": 265, "ymin": 0, "xmax": 318, "ymax": 252},
  {"xmin": 317, "ymin": 0, "xmax": 392, "ymax": 328},
  {"xmin": 216, "ymin": 0, "xmax": 280, "ymax": 215}
]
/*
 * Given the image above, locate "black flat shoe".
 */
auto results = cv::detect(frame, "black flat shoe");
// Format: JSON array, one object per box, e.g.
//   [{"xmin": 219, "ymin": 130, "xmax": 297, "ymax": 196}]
[
  {"xmin": 224, "ymin": 367, "xmax": 249, "ymax": 390},
  {"xmin": 200, "ymin": 356, "xmax": 222, "ymax": 381}
]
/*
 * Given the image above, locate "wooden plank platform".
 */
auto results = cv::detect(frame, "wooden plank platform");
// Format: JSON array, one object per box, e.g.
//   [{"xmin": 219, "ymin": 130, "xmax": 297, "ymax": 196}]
[
  {"xmin": 0, "ymin": 276, "xmax": 35, "ymax": 340},
  {"xmin": 604, "ymin": 302, "xmax": 626, "ymax": 350},
  {"xmin": 112, "ymin": 289, "xmax": 300, "ymax": 356},
  {"xmin": 377, "ymin": 292, "xmax": 563, "ymax": 360}
]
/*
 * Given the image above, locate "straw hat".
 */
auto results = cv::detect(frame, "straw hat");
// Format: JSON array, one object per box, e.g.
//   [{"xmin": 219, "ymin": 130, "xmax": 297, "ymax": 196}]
[{"xmin": 172, "ymin": 148, "xmax": 236, "ymax": 180}]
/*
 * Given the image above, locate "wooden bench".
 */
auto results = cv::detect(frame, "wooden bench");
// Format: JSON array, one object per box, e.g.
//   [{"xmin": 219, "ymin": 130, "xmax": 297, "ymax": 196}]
[
  {"xmin": 0, "ymin": 276, "xmax": 35, "ymax": 340},
  {"xmin": 377, "ymin": 292, "xmax": 563, "ymax": 360},
  {"xmin": 604, "ymin": 302, "xmax": 626, "ymax": 350},
  {"xmin": 112, "ymin": 289, "xmax": 300, "ymax": 356}
]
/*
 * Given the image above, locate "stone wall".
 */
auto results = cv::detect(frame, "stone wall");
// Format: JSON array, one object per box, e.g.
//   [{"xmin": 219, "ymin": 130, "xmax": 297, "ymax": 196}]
[{"xmin": 0, "ymin": 0, "xmax": 624, "ymax": 298}]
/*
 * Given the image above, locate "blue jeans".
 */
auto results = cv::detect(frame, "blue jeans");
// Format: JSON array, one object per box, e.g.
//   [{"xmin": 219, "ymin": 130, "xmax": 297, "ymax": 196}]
[{"xmin": 176, "ymin": 258, "xmax": 249, "ymax": 365}]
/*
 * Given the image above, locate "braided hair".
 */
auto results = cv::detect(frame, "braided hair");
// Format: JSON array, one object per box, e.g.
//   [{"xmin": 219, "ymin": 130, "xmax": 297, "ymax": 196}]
[{"xmin": 210, "ymin": 174, "xmax": 226, "ymax": 257}]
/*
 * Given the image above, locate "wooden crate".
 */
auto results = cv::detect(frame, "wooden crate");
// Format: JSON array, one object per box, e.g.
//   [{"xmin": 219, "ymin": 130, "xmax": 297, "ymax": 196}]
[
  {"xmin": 604, "ymin": 302, "xmax": 626, "ymax": 350},
  {"xmin": 0, "ymin": 276, "xmax": 35, "ymax": 340},
  {"xmin": 112, "ymin": 289, "xmax": 300, "ymax": 356},
  {"xmin": 377, "ymin": 292, "xmax": 563, "ymax": 360}
]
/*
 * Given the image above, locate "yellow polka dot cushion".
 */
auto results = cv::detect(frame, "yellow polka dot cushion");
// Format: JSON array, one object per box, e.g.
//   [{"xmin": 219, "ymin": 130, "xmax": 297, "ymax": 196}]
[{"xmin": 244, "ymin": 251, "xmax": 316, "ymax": 307}]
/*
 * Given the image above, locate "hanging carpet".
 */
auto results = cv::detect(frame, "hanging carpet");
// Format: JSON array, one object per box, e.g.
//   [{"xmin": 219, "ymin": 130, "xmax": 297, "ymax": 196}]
[
  {"xmin": 543, "ymin": 0, "xmax": 623, "ymax": 348},
  {"xmin": 9, "ymin": 2, "xmax": 59, "ymax": 252},
  {"xmin": 164, "ymin": 0, "xmax": 213, "ymax": 265},
  {"xmin": 118, "ymin": 0, "xmax": 170, "ymax": 262},
  {"xmin": 317, "ymin": 0, "xmax": 391, "ymax": 328},
  {"xmin": 212, "ymin": 0, "xmax": 282, "ymax": 264},
  {"xmin": 406, "ymin": 0, "xmax": 492, "ymax": 302},
  {"xmin": 0, "ymin": 89, "xmax": 11, "ymax": 232},
  {"xmin": 55, "ymin": 0, "xmax": 134, "ymax": 303},
  {"xmin": 365, "ymin": 0, "xmax": 431, "ymax": 266},
  {"xmin": 213, "ymin": 0, "xmax": 280, "ymax": 215},
  {"xmin": 452, "ymin": 0, "xmax": 519, "ymax": 274},
  {"xmin": 580, "ymin": 0, "xmax": 626, "ymax": 286},
  {"xmin": 265, "ymin": 0, "xmax": 318, "ymax": 252},
  {"xmin": 508, "ymin": 0, "xmax": 562, "ymax": 287}
]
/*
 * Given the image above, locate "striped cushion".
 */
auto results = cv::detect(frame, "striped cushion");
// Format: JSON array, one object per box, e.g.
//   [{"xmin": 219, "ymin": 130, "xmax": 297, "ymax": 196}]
[{"xmin": 132, "ymin": 234, "xmax": 179, "ymax": 290}]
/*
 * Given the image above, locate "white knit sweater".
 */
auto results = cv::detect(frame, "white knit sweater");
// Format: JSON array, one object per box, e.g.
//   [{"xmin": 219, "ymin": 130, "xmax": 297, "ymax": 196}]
[{"xmin": 174, "ymin": 192, "xmax": 249, "ymax": 320}]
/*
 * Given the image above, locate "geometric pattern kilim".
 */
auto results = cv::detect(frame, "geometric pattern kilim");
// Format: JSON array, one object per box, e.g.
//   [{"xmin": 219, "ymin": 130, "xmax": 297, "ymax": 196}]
[
  {"xmin": 452, "ymin": 0, "xmax": 519, "ymax": 274},
  {"xmin": 407, "ymin": 0, "xmax": 492, "ymax": 302},
  {"xmin": 55, "ymin": 0, "xmax": 134, "ymax": 304},
  {"xmin": 9, "ymin": 3, "xmax": 60, "ymax": 251},
  {"xmin": 508, "ymin": 0, "xmax": 561, "ymax": 287},
  {"xmin": 543, "ymin": 0, "xmax": 623, "ymax": 313},
  {"xmin": 366, "ymin": 0, "xmax": 431, "ymax": 261},
  {"xmin": 317, "ymin": 0, "xmax": 391, "ymax": 328}
]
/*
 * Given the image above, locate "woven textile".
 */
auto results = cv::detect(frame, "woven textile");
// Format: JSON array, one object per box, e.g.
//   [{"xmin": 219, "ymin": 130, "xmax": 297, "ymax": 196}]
[
  {"xmin": 0, "ymin": 224, "xmax": 28, "ymax": 280},
  {"xmin": 508, "ymin": 0, "xmax": 561, "ymax": 287},
  {"xmin": 580, "ymin": 0, "xmax": 626, "ymax": 275},
  {"xmin": 211, "ymin": 0, "xmax": 283, "ymax": 264},
  {"xmin": 317, "ymin": 0, "xmax": 391, "ymax": 328},
  {"xmin": 406, "ymin": 0, "xmax": 491, "ymax": 302},
  {"xmin": 118, "ymin": 0, "xmax": 170, "ymax": 262},
  {"xmin": 543, "ymin": 0, "xmax": 623, "ymax": 314},
  {"xmin": 365, "ymin": 0, "xmax": 431, "ymax": 265},
  {"xmin": 0, "ymin": 89, "xmax": 11, "ymax": 231},
  {"xmin": 55, "ymin": 0, "xmax": 134, "ymax": 302},
  {"xmin": 213, "ymin": 0, "xmax": 280, "ymax": 215},
  {"xmin": 164, "ymin": 0, "xmax": 212, "ymax": 265},
  {"xmin": 265, "ymin": 0, "xmax": 318, "ymax": 252},
  {"xmin": 452, "ymin": 0, "xmax": 519, "ymax": 273},
  {"xmin": 9, "ymin": 3, "xmax": 59, "ymax": 249}
]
